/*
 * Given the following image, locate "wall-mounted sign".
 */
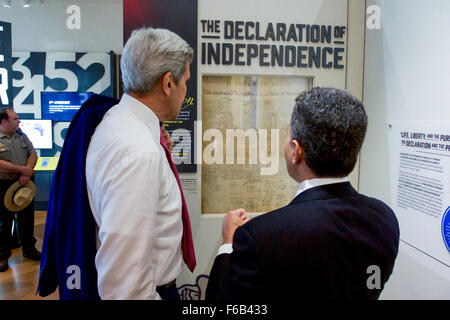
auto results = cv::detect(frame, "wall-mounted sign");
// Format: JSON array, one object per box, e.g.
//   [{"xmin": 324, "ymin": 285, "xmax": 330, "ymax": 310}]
[
  {"xmin": 389, "ymin": 121, "xmax": 450, "ymax": 266},
  {"xmin": 0, "ymin": 21, "xmax": 12, "ymax": 108},
  {"xmin": 200, "ymin": 20, "xmax": 346, "ymax": 69}
]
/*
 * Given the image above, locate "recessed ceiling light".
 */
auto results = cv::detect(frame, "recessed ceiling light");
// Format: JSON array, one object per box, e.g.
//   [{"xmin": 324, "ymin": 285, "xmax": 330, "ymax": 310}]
[{"xmin": 21, "ymin": 0, "xmax": 31, "ymax": 7}]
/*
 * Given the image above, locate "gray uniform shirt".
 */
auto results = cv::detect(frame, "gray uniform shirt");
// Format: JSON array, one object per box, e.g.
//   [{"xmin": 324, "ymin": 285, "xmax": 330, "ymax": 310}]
[{"xmin": 0, "ymin": 129, "xmax": 36, "ymax": 180}]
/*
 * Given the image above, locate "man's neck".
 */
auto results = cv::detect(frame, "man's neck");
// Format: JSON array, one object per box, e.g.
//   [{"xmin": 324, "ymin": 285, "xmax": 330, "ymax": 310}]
[
  {"xmin": 0, "ymin": 128, "xmax": 12, "ymax": 138},
  {"xmin": 297, "ymin": 174, "xmax": 345, "ymax": 185},
  {"xmin": 292, "ymin": 163, "xmax": 319, "ymax": 184},
  {"xmin": 127, "ymin": 91, "xmax": 167, "ymax": 122},
  {"xmin": 295, "ymin": 176, "xmax": 349, "ymax": 197},
  {"xmin": 293, "ymin": 164, "xmax": 343, "ymax": 184}
]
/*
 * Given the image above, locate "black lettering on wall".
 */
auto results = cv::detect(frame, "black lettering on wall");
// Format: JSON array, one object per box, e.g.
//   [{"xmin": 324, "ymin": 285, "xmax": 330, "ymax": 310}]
[
  {"xmin": 276, "ymin": 23, "xmax": 286, "ymax": 41},
  {"xmin": 222, "ymin": 43, "xmax": 233, "ymax": 65},
  {"xmin": 322, "ymin": 47, "xmax": 333, "ymax": 68},
  {"xmin": 235, "ymin": 43, "xmax": 245, "ymax": 65},
  {"xmin": 245, "ymin": 22, "xmax": 255, "ymax": 40},
  {"xmin": 309, "ymin": 46, "xmax": 321, "ymax": 68},
  {"xmin": 297, "ymin": 46, "xmax": 308, "ymax": 68},
  {"xmin": 247, "ymin": 44, "xmax": 258, "ymax": 65},
  {"xmin": 224, "ymin": 21, "xmax": 234, "ymax": 39},
  {"xmin": 235, "ymin": 21, "xmax": 244, "ymax": 40},
  {"xmin": 271, "ymin": 45, "xmax": 284, "ymax": 67},
  {"xmin": 321, "ymin": 25, "xmax": 332, "ymax": 43},
  {"xmin": 260, "ymin": 44, "xmax": 270, "ymax": 66},
  {"xmin": 207, "ymin": 42, "xmax": 220, "ymax": 65},
  {"xmin": 285, "ymin": 46, "xmax": 296, "ymax": 67},
  {"xmin": 265, "ymin": 23, "xmax": 275, "ymax": 41},
  {"xmin": 334, "ymin": 47, "xmax": 345, "ymax": 69},
  {"xmin": 311, "ymin": 25, "xmax": 320, "ymax": 43}
]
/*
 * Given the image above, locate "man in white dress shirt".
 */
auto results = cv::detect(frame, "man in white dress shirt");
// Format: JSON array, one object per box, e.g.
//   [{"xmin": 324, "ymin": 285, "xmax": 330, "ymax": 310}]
[{"xmin": 86, "ymin": 28, "xmax": 193, "ymax": 300}]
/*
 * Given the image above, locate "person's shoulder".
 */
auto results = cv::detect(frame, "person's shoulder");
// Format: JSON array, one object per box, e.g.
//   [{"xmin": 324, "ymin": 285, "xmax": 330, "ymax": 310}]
[
  {"xmin": 241, "ymin": 203, "xmax": 314, "ymax": 238},
  {"xmin": 97, "ymin": 108, "xmax": 159, "ymax": 149},
  {"xmin": 18, "ymin": 130, "xmax": 31, "ymax": 140},
  {"xmin": 356, "ymin": 192, "xmax": 396, "ymax": 216},
  {"xmin": 14, "ymin": 131, "xmax": 32, "ymax": 145}
]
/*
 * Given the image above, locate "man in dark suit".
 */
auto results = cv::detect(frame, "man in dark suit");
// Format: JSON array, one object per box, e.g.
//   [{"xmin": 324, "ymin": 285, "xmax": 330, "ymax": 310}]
[{"xmin": 206, "ymin": 87, "xmax": 400, "ymax": 300}]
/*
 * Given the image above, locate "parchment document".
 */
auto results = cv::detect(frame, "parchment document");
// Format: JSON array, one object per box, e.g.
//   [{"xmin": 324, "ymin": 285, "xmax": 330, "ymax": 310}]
[{"xmin": 202, "ymin": 75, "xmax": 311, "ymax": 213}]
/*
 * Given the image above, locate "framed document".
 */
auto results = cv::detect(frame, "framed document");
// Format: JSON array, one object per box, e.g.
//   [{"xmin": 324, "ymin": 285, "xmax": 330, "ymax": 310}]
[{"xmin": 202, "ymin": 75, "xmax": 311, "ymax": 213}]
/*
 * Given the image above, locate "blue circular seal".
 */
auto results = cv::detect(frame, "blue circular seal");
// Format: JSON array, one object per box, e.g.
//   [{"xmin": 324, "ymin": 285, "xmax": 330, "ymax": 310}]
[{"xmin": 442, "ymin": 206, "xmax": 450, "ymax": 253}]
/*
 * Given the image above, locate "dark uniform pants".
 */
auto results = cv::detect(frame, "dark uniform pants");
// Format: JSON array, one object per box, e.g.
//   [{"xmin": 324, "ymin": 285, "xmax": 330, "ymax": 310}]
[{"xmin": 0, "ymin": 179, "xmax": 36, "ymax": 259}]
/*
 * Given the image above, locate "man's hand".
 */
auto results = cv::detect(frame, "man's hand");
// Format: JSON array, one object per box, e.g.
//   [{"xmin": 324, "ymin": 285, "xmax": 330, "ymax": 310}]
[
  {"xmin": 21, "ymin": 166, "xmax": 34, "ymax": 177},
  {"xmin": 19, "ymin": 174, "xmax": 30, "ymax": 185},
  {"xmin": 222, "ymin": 208, "xmax": 250, "ymax": 244},
  {"xmin": 162, "ymin": 127, "xmax": 174, "ymax": 151}
]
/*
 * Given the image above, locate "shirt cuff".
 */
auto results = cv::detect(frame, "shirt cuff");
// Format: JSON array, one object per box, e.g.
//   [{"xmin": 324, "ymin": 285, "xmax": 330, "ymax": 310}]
[{"xmin": 217, "ymin": 243, "xmax": 233, "ymax": 256}]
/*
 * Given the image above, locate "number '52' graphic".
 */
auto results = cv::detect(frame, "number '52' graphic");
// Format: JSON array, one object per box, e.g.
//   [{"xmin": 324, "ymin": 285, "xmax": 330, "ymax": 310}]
[{"xmin": 12, "ymin": 51, "xmax": 113, "ymax": 118}]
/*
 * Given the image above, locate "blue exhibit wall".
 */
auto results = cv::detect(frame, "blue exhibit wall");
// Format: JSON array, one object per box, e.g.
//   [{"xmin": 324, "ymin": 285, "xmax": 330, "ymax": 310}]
[{"xmin": 11, "ymin": 51, "xmax": 116, "ymax": 211}]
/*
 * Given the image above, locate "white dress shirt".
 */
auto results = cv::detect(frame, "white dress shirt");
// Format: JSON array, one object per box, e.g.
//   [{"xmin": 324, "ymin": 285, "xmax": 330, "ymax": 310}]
[
  {"xmin": 218, "ymin": 176, "xmax": 349, "ymax": 255},
  {"xmin": 294, "ymin": 177, "xmax": 349, "ymax": 197},
  {"xmin": 86, "ymin": 94, "xmax": 183, "ymax": 300}
]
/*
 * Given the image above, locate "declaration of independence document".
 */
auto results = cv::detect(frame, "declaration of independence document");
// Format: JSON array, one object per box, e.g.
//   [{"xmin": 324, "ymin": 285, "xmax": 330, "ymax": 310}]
[{"xmin": 202, "ymin": 75, "xmax": 311, "ymax": 213}]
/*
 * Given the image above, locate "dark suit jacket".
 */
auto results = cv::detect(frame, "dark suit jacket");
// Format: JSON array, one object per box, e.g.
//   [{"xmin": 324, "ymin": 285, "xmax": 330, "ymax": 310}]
[{"xmin": 206, "ymin": 182, "xmax": 399, "ymax": 300}]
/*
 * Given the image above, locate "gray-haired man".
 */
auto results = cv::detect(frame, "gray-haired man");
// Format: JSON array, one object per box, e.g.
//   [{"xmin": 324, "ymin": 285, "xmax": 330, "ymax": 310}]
[{"xmin": 86, "ymin": 28, "xmax": 195, "ymax": 300}]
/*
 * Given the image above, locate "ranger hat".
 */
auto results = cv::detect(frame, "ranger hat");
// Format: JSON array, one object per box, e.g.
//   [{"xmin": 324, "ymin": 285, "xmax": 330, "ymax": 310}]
[{"xmin": 4, "ymin": 181, "xmax": 36, "ymax": 212}]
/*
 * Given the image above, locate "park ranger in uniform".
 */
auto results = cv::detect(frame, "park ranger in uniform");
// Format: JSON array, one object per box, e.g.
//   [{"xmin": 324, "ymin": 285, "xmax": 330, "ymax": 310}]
[{"xmin": 0, "ymin": 107, "xmax": 40, "ymax": 272}]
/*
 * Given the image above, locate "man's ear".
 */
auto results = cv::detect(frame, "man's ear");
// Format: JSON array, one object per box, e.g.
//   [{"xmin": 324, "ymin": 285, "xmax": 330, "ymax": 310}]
[
  {"xmin": 161, "ymin": 71, "xmax": 173, "ymax": 96},
  {"xmin": 291, "ymin": 139, "xmax": 304, "ymax": 164}
]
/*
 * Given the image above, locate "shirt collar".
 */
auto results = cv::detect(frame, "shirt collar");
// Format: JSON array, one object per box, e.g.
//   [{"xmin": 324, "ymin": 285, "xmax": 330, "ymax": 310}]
[
  {"xmin": 295, "ymin": 176, "xmax": 349, "ymax": 197},
  {"xmin": 0, "ymin": 130, "xmax": 17, "ymax": 139},
  {"xmin": 118, "ymin": 93, "xmax": 161, "ymax": 142}
]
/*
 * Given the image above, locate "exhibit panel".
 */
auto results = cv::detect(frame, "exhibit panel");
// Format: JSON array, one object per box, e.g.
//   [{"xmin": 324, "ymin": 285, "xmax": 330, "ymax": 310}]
[
  {"xmin": 176, "ymin": 0, "xmax": 367, "ymax": 296},
  {"xmin": 361, "ymin": 0, "xmax": 450, "ymax": 299}
]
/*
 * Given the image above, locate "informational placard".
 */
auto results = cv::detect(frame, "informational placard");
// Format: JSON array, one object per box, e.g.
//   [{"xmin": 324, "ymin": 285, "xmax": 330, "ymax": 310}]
[
  {"xmin": 0, "ymin": 21, "xmax": 12, "ymax": 108},
  {"xmin": 34, "ymin": 157, "xmax": 59, "ymax": 171},
  {"xmin": 201, "ymin": 75, "xmax": 310, "ymax": 213},
  {"xmin": 389, "ymin": 121, "xmax": 450, "ymax": 265}
]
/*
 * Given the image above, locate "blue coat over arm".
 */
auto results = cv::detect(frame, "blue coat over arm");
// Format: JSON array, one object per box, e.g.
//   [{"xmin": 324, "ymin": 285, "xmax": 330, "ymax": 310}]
[{"xmin": 38, "ymin": 94, "xmax": 118, "ymax": 300}]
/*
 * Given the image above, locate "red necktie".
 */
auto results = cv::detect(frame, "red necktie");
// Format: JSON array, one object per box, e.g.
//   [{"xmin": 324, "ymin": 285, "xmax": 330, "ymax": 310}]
[{"xmin": 160, "ymin": 126, "xmax": 196, "ymax": 272}]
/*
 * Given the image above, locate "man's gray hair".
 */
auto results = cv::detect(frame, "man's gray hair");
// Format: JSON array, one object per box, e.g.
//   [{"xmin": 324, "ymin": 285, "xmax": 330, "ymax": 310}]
[
  {"xmin": 121, "ymin": 27, "xmax": 194, "ymax": 95},
  {"xmin": 290, "ymin": 87, "xmax": 368, "ymax": 177}
]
